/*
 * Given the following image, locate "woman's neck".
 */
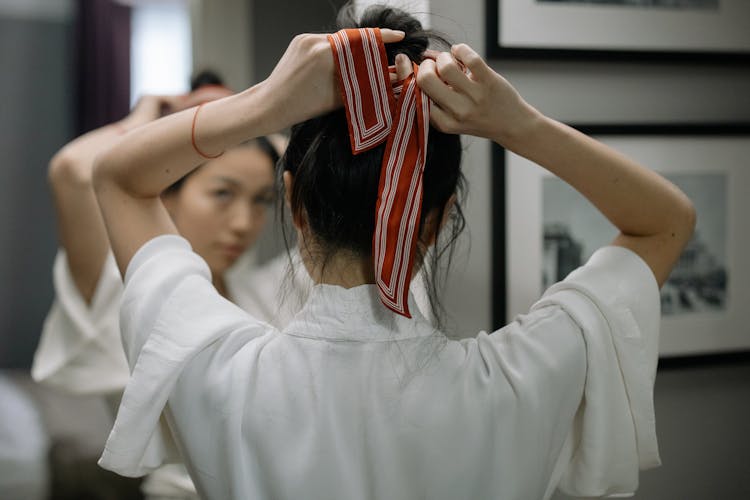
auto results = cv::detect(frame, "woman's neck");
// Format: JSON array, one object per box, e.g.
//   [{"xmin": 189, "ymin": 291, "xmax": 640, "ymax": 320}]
[{"xmin": 305, "ymin": 249, "xmax": 375, "ymax": 288}]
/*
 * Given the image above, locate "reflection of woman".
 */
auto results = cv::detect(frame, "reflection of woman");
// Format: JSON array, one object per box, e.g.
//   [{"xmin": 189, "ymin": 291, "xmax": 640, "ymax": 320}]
[
  {"xmin": 95, "ymin": 6, "xmax": 694, "ymax": 500},
  {"xmin": 32, "ymin": 79, "xmax": 304, "ymax": 498}
]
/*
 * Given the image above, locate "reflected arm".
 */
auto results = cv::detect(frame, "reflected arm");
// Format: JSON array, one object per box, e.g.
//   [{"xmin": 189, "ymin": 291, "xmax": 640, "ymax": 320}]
[{"xmin": 48, "ymin": 101, "xmax": 163, "ymax": 303}]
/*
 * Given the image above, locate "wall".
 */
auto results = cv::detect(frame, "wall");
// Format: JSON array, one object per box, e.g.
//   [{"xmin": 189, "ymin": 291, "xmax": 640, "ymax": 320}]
[
  {"xmin": 429, "ymin": 0, "xmax": 750, "ymax": 498},
  {"xmin": 191, "ymin": 0, "xmax": 253, "ymax": 91},
  {"xmin": 252, "ymin": 0, "xmax": 349, "ymax": 83},
  {"xmin": 0, "ymin": 2, "xmax": 73, "ymax": 368}
]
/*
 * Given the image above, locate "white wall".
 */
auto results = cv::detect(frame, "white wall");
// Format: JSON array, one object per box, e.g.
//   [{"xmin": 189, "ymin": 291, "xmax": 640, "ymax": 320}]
[{"xmin": 429, "ymin": 0, "xmax": 750, "ymax": 337}]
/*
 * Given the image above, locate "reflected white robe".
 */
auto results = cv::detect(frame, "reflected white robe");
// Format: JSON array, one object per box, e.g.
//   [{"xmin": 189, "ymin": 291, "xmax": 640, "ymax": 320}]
[
  {"xmin": 32, "ymin": 249, "xmax": 309, "ymax": 394},
  {"xmin": 31, "ymin": 247, "xmax": 310, "ymax": 498},
  {"xmin": 99, "ymin": 235, "xmax": 661, "ymax": 500}
]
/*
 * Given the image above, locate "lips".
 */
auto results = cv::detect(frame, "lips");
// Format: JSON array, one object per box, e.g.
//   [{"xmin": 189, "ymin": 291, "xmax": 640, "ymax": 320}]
[{"xmin": 221, "ymin": 244, "xmax": 246, "ymax": 259}]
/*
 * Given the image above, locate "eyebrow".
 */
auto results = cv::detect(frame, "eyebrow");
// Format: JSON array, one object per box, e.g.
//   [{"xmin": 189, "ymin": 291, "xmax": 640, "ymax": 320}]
[
  {"xmin": 212, "ymin": 176, "xmax": 275, "ymax": 194},
  {"xmin": 212, "ymin": 176, "xmax": 242, "ymax": 188}
]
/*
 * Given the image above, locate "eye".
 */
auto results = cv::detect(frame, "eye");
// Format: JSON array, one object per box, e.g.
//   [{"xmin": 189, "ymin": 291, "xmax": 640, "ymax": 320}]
[
  {"xmin": 213, "ymin": 188, "xmax": 234, "ymax": 201},
  {"xmin": 252, "ymin": 192, "xmax": 275, "ymax": 207}
]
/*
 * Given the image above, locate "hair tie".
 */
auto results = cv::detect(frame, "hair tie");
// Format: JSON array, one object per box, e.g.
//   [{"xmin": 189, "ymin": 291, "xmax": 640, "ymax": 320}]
[
  {"xmin": 328, "ymin": 28, "xmax": 430, "ymax": 318},
  {"xmin": 191, "ymin": 103, "xmax": 224, "ymax": 160}
]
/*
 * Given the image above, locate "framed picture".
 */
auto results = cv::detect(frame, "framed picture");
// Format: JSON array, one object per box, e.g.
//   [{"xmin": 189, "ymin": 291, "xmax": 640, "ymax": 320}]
[
  {"xmin": 492, "ymin": 124, "xmax": 750, "ymax": 356},
  {"xmin": 486, "ymin": 0, "xmax": 750, "ymax": 62}
]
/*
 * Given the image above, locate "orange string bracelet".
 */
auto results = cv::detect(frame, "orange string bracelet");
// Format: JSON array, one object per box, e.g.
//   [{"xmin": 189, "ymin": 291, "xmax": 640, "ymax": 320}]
[{"xmin": 191, "ymin": 103, "xmax": 224, "ymax": 159}]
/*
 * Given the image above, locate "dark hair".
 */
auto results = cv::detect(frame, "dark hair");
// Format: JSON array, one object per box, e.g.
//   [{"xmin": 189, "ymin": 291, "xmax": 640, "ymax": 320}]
[
  {"xmin": 279, "ymin": 4, "xmax": 466, "ymax": 328},
  {"xmin": 190, "ymin": 69, "xmax": 224, "ymax": 91},
  {"xmin": 164, "ymin": 71, "xmax": 282, "ymax": 195}
]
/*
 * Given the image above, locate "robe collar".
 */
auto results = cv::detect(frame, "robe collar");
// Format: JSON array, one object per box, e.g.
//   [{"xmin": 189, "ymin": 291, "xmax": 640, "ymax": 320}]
[{"xmin": 283, "ymin": 283, "xmax": 436, "ymax": 342}]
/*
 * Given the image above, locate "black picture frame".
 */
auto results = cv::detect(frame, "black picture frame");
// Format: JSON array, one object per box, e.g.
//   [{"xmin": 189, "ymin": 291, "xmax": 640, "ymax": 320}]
[
  {"xmin": 485, "ymin": 0, "xmax": 750, "ymax": 63},
  {"xmin": 492, "ymin": 122, "xmax": 750, "ymax": 356}
]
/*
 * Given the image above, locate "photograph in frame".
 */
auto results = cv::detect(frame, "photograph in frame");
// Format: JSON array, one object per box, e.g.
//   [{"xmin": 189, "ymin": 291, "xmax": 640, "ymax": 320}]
[
  {"xmin": 486, "ymin": 0, "xmax": 750, "ymax": 61},
  {"xmin": 494, "ymin": 125, "xmax": 750, "ymax": 356},
  {"xmin": 542, "ymin": 172, "xmax": 728, "ymax": 316}
]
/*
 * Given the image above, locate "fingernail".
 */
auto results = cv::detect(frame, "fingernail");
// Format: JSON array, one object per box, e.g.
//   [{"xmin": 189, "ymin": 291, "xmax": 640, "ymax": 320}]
[{"xmin": 393, "ymin": 30, "xmax": 405, "ymax": 37}]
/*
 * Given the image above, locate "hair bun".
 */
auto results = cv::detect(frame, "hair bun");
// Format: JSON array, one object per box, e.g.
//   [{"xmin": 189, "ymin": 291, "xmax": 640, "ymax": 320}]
[{"xmin": 336, "ymin": 4, "xmax": 447, "ymax": 65}]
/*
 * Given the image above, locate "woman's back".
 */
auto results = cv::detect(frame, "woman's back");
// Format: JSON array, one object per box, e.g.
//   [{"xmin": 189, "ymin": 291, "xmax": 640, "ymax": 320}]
[{"xmin": 102, "ymin": 235, "xmax": 660, "ymax": 500}]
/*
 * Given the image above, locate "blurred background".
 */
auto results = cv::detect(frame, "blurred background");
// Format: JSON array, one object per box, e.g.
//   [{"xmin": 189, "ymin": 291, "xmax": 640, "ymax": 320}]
[{"xmin": 0, "ymin": 0, "xmax": 748, "ymax": 498}]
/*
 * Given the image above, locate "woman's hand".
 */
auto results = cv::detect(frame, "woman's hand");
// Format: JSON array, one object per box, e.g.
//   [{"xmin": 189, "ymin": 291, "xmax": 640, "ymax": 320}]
[
  {"xmin": 417, "ymin": 44, "xmax": 540, "ymax": 147},
  {"xmin": 120, "ymin": 87, "xmax": 233, "ymax": 131},
  {"xmin": 261, "ymin": 29, "xmax": 405, "ymax": 130},
  {"xmin": 418, "ymin": 45, "xmax": 695, "ymax": 288},
  {"xmin": 179, "ymin": 85, "xmax": 235, "ymax": 110},
  {"xmin": 119, "ymin": 95, "xmax": 175, "ymax": 130}
]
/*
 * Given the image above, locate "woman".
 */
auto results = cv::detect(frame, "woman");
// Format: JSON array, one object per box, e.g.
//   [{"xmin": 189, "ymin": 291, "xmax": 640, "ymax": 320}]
[
  {"xmin": 94, "ymin": 6, "xmax": 695, "ymax": 500},
  {"xmin": 31, "ymin": 79, "xmax": 303, "ymax": 499}
]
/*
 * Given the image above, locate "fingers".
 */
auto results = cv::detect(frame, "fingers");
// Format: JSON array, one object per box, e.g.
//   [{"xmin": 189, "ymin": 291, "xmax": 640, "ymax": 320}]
[
  {"xmin": 179, "ymin": 86, "xmax": 234, "ymax": 111},
  {"xmin": 131, "ymin": 95, "xmax": 163, "ymax": 116},
  {"xmin": 435, "ymin": 52, "xmax": 470, "ymax": 89},
  {"xmin": 450, "ymin": 43, "xmax": 492, "ymax": 81},
  {"xmin": 189, "ymin": 85, "xmax": 234, "ymax": 103},
  {"xmin": 395, "ymin": 53, "xmax": 413, "ymax": 81},
  {"xmin": 417, "ymin": 59, "xmax": 453, "ymax": 104},
  {"xmin": 380, "ymin": 29, "xmax": 406, "ymax": 43},
  {"xmin": 417, "ymin": 59, "xmax": 472, "ymax": 121},
  {"xmin": 428, "ymin": 103, "xmax": 460, "ymax": 134},
  {"xmin": 433, "ymin": 52, "xmax": 484, "ymax": 106},
  {"xmin": 422, "ymin": 49, "xmax": 440, "ymax": 61},
  {"xmin": 158, "ymin": 95, "xmax": 185, "ymax": 115}
]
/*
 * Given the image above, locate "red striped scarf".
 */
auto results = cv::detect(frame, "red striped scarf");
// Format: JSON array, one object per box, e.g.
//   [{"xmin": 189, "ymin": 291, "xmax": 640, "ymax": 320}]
[{"xmin": 328, "ymin": 28, "xmax": 430, "ymax": 318}]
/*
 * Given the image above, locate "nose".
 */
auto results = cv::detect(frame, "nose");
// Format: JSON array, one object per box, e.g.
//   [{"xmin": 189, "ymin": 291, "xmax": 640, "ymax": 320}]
[
  {"xmin": 229, "ymin": 201, "xmax": 255, "ymax": 237},
  {"xmin": 230, "ymin": 200, "xmax": 269, "ymax": 240}
]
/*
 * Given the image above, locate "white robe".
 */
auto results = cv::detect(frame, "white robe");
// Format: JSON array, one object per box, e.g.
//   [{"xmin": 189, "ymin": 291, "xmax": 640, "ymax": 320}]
[{"xmin": 99, "ymin": 235, "xmax": 661, "ymax": 500}]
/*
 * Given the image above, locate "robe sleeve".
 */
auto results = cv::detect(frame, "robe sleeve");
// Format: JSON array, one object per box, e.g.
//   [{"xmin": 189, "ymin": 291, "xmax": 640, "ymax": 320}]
[
  {"xmin": 31, "ymin": 250, "xmax": 130, "ymax": 395},
  {"xmin": 98, "ymin": 235, "xmax": 272, "ymax": 477},
  {"xmin": 538, "ymin": 246, "xmax": 662, "ymax": 498}
]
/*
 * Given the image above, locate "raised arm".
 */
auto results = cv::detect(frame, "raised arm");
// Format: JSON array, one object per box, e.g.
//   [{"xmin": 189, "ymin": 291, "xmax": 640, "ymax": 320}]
[
  {"xmin": 417, "ymin": 44, "xmax": 695, "ymax": 287},
  {"xmin": 93, "ymin": 30, "xmax": 406, "ymax": 276},
  {"xmin": 49, "ymin": 96, "xmax": 174, "ymax": 303}
]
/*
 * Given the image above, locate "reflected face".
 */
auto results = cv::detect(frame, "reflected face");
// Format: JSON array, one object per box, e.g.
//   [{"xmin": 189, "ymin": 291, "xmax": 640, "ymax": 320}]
[{"xmin": 163, "ymin": 146, "xmax": 275, "ymax": 277}]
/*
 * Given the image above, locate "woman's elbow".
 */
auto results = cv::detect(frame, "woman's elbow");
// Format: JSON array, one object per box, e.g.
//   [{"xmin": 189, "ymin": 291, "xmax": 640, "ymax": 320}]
[
  {"xmin": 675, "ymin": 193, "xmax": 697, "ymax": 246},
  {"xmin": 91, "ymin": 148, "xmax": 118, "ymax": 197},
  {"xmin": 48, "ymin": 149, "xmax": 87, "ymax": 189}
]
